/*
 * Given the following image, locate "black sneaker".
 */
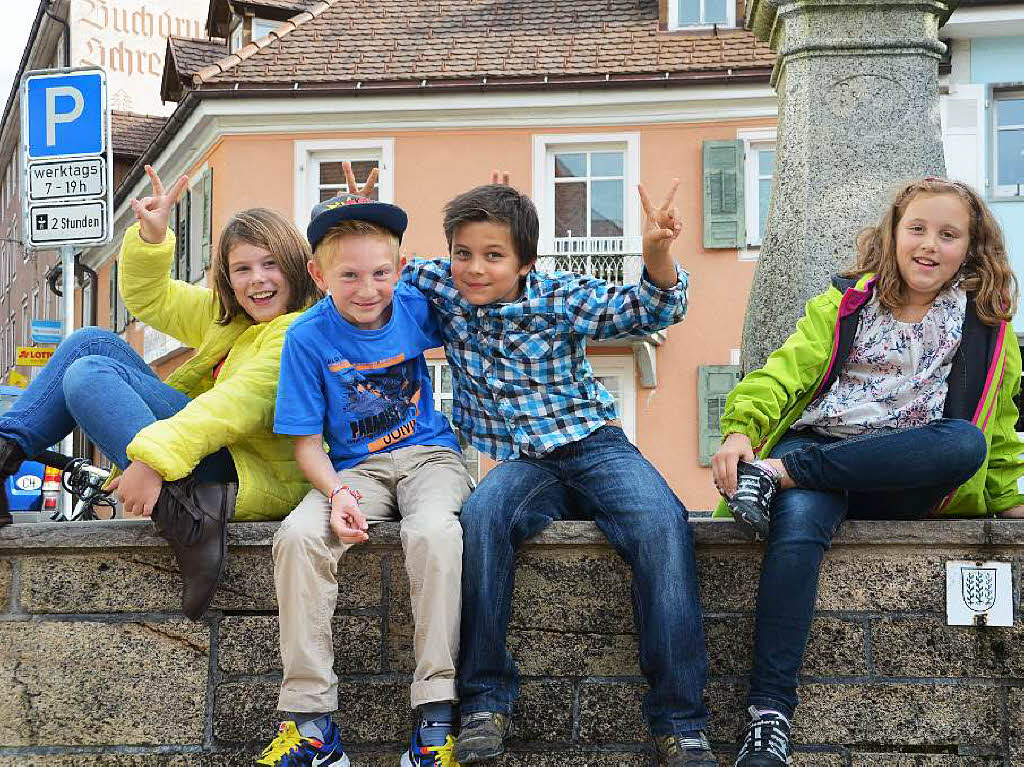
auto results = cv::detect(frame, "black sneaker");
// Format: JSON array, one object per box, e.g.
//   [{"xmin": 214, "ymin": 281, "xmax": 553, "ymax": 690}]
[
  {"xmin": 726, "ymin": 461, "xmax": 780, "ymax": 540},
  {"xmin": 735, "ymin": 707, "xmax": 792, "ymax": 765},
  {"xmin": 454, "ymin": 711, "xmax": 511, "ymax": 763},
  {"xmin": 654, "ymin": 731, "xmax": 716, "ymax": 765}
]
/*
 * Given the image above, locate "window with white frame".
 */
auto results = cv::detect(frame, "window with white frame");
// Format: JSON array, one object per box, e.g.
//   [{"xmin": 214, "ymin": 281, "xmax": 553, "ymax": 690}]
[
  {"xmin": 426, "ymin": 359, "xmax": 480, "ymax": 481},
  {"xmin": 745, "ymin": 141, "xmax": 776, "ymax": 248},
  {"xmin": 670, "ymin": 0, "xmax": 735, "ymax": 29},
  {"xmin": 995, "ymin": 90, "xmax": 1024, "ymax": 197},
  {"xmin": 252, "ymin": 17, "xmax": 281, "ymax": 40},
  {"xmin": 30, "ymin": 289, "xmax": 38, "ymax": 329},
  {"xmin": 294, "ymin": 140, "xmax": 393, "ymax": 233},
  {"xmin": 20, "ymin": 295, "xmax": 28, "ymax": 346},
  {"xmin": 229, "ymin": 19, "xmax": 243, "ymax": 52},
  {"xmin": 589, "ymin": 355, "xmax": 637, "ymax": 442},
  {"xmin": 533, "ymin": 134, "xmax": 640, "ymax": 283}
]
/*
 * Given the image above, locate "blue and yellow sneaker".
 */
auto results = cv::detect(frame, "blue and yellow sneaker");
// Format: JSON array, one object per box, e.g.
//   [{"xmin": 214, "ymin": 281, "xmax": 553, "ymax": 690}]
[
  {"xmin": 400, "ymin": 724, "xmax": 460, "ymax": 767},
  {"xmin": 255, "ymin": 719, "xmax": 349, "ymax": 766}
]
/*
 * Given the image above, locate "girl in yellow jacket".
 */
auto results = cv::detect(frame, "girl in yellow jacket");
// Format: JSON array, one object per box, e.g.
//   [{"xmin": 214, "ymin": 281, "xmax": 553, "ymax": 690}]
[
  {"xmin": 711, "ymin": 177, "xmax": 1024, "ymax": 766},
  {"xmin": 0, "ymin": 165, "xmax": 326, "ymax": 615}
]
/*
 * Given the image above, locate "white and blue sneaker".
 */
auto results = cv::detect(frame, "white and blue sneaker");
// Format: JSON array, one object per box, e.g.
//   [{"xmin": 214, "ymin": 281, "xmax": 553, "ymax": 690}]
[
  {"xmin": 255, "ymin": 718, "xmax": 349, "ymax": 766},
  {"xmin": 401, "ymin": 717, "xmax": 459, "ymax": 766}
]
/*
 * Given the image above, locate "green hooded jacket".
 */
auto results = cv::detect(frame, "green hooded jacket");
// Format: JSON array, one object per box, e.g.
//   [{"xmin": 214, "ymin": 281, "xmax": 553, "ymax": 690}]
[
  {"xmin": 714, "ymin": 274, "xmax": 1024, "ymax": 519},
  {"xmin": 118, "ymin": 225, "xmax": 310, "ymax": 521}
]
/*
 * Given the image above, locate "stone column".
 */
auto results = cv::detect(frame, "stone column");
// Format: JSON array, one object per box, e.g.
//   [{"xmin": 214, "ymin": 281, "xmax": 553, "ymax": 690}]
[{"xmin": 741, "ymin": 0, "xmax": 958, "ymax": 372}]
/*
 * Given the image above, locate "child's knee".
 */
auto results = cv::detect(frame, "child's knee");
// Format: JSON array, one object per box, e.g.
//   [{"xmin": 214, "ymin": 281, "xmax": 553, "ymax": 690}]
[
  {"xmin": 402, "ymin": 513, "xmax": 463, "ymax": 557},
  {"xmin": 943, "ymin": 420, "xmax": 987, "ymax": 480},
  {"xmin": 62, "ymin": 356, "xmax": 116, "ymax": 402}
]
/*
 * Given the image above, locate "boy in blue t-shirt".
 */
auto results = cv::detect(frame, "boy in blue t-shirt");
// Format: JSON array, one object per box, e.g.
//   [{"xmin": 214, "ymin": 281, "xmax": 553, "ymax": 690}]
[{"xmin": 263, "ymin": 195, "xmax": 472, "ymax": 767}]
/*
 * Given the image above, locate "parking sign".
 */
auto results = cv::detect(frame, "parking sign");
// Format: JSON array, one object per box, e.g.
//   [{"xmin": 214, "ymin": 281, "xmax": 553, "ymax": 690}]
[{"xmin": 20, "ymin": 68, "xmax": 113, "ymax": 249}]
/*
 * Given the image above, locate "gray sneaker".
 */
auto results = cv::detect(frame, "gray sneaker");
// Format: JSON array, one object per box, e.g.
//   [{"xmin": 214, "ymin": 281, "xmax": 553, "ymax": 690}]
[
  {"xmin": 655, "ymin": 731, "xmax": 717, "ymax": 766},
  {"xmin": 454, "ymin": 711, "xmax": 512, "ymax": 763}
]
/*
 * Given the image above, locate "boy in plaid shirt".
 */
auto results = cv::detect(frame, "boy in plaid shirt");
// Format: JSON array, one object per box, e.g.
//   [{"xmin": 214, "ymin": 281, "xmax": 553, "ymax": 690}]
[{"xmin": 402, "ymin": 180, "xmax": 713, "ymax": 766}]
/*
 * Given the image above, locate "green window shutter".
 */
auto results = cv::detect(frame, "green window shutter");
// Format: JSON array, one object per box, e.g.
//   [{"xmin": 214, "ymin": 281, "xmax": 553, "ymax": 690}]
[
  {"xmin": 698, "ymin": 364, "xmax": 742, "ymax": 466},
  {"xmin": 201, "ymin": 169, "xmax": 213, "ymax": 270},
  {"xmin": 175, "ymin": 193, "xmax": 190, "ymax": 280},
  {"xmin": 702, "ymin": 140, "xmax": 744, "ymax": 249}
]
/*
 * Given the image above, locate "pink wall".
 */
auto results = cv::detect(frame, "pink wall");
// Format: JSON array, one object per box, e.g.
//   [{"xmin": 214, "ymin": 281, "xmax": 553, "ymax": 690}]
[{"xmin": 196, "ymin": 118, "xmax": 774, "ymax": 510}]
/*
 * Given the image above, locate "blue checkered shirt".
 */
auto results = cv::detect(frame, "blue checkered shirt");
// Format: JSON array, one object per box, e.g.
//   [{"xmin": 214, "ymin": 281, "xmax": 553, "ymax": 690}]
[{"xmin": 403, "ymin": 260, "xmax": 689, "ymax": 459}]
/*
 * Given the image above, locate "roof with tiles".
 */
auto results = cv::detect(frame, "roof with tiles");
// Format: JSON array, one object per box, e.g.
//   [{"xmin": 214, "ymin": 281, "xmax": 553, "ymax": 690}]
[
  {"xmin": 163, "ymin": 36, "xmax": 229, "ymax": 101},
  {"xmin": 194, "ymin": 0, "xmax": 775, "ymax": 91},
  {"xmin": 111, "ymin": 111, "xmax": 168, "ymax": 157},
  {"xmin": 169, "ymin": 36, "xmax": 230, "ymax": 76}
]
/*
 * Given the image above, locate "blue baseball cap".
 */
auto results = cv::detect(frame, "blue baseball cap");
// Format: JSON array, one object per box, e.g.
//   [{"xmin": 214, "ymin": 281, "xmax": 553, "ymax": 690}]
[{"xmin": 307, "ymin": 193, "xmax": 408, "ymax": 250}]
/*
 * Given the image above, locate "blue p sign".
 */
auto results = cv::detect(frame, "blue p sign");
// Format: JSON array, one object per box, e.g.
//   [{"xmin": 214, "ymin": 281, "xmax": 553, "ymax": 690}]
[{"xmin": 26, "ymin": 72, "xmax": 104, "ymax": 158}]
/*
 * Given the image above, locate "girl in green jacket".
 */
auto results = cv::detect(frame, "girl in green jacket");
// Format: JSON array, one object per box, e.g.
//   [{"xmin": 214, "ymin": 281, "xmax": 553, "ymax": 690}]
[
  {"xmin": 0, "ymin": 165, "xmax": 329, "ymax": 618},
  {"xmin": 711, "ymin": 177, "xmax": 1024, "ymax": 766}
]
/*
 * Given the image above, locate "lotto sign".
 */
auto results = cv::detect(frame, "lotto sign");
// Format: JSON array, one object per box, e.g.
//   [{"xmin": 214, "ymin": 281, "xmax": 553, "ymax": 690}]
[
  {"xmin": 16, "ymin": 347, "xmax": 56, "ymax": 367},
  {"xmin": 20, "ymin": 68, "xmax": 113, "ymax": 248}
]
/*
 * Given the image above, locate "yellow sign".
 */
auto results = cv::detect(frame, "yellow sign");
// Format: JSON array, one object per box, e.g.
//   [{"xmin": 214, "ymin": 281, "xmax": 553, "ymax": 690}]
[
  {"xmin": 16, "ymin": 346, "xmax": 55, "ymax": 367},
  {"xmin": 5, "ymin": 370, "xmax": 28, "ymax": 388}
]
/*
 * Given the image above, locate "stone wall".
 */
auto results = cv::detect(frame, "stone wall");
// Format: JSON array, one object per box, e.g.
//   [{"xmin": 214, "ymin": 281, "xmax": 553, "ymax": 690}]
[{"xmin": 1, "ymin": 518, "xmax": 1023, "ymax": 766}]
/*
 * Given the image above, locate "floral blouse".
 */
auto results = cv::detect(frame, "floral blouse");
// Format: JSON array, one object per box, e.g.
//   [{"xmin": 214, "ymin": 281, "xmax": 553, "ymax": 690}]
[{"xmin": 794, "ymin": 285, "xmax": 967, "ymax": 438}]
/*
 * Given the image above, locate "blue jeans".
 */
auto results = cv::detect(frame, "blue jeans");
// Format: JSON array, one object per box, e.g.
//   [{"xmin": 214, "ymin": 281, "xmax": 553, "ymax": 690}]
[
  {"xmin": 749, "ymin": 419, "xmax": 987, "ymax": 718},
  {"xmin": 458, "ymin": 425, "xmax": 709, "ymax": 737},
  {"xmin": 0, "ymin": 327, "xmax": 233, "ymax": 479}
]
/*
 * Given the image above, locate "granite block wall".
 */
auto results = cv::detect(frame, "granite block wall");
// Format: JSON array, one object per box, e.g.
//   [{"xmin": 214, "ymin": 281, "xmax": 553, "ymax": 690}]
[{"xmin": 0, "ymin": 519, "xmax": 1021, "ymax": 765}]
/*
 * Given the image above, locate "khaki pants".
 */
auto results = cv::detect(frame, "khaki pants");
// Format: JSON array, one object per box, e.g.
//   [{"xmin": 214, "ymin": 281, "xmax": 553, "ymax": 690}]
[{"xmin": 273, "ymin": 444, "xmax": 472, "ymax": 712}]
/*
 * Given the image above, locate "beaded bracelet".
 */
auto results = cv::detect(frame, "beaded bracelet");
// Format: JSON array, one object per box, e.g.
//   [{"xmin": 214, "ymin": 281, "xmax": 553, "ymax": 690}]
[{"xmin": 328, "ymin": 484, "xmax": 362, "ymax": 504}]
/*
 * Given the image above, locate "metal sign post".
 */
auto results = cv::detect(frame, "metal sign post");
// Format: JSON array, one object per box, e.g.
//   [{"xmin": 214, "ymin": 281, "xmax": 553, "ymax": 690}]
[{"xmin": 20, "ymin": 67, "xmax": 113, "ymax": 517}]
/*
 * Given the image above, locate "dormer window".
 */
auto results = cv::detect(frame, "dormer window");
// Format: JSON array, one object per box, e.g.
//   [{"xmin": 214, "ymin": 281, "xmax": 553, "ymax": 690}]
[
  {"xmin": 229, "ymin": 16, "xmax": 243, "ymax": 52},
  {"xmin": 252, "ymin": 17, "xmax": 281, "ymax": 40},
  {"xmin": 228, "ymin": 14, "xmax": 283, "ymax": 52},
  {"xmin": 669, "ymin": 0, "xmax": 736, "ymax": 30}
]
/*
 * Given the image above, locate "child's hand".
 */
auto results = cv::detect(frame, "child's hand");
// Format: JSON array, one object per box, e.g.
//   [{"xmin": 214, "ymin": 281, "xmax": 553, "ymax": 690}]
[
  {"xmin": 330, "ymin": 491, "xmax": 369, "ymax": 544},
  {"xmin": 490, "ymin": 169, "xmax": 511, "ymax": 185},
  {"xmin": 712, "ymin": 433, "xmax": 755, "ymax": 499},
  {"xmin": 110, "ymin": 459, "xmax": 163, "ymax": 517},
  {"xmin": 639, "ymin": 178, "xmax": 683, "ymax": 262},
  {"xmin": 130, "ymin": 165, "xmax": 189, "ymax": 245},
  {"xmin": 342, "ymin": 161, "xmax": 379, "ymax": 198}
]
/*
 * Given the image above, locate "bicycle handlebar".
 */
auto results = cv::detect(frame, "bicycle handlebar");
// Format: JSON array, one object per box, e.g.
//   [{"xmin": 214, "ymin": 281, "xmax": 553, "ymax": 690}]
[{"xmin": 33, "ymin": 449, "xmax": 73, "ymax": 470}]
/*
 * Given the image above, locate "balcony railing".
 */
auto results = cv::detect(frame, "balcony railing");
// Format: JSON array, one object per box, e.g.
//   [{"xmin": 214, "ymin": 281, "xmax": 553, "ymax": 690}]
[{"xmin": 537, "ymin": 236, "xmax": 643, "ymax": 285}]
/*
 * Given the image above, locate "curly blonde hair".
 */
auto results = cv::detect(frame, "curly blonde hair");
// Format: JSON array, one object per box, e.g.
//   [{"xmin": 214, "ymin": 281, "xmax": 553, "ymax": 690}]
[{"xmin": 843, "ymin": 177, "xmax": 1017, "ymax": 326}]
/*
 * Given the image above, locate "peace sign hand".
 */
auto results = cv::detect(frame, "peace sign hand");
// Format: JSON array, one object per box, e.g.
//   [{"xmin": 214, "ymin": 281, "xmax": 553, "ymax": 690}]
[
  {"xmin": 341, "ymin": 160, "xmax": 379, "ymax": 198},
  {"xmin": 639, "ymin": 178, "xmax": 682, "ymax": 262},
  {"xmin": 130, "ymin": 165, "xmax": 189, "ymax": 245}
]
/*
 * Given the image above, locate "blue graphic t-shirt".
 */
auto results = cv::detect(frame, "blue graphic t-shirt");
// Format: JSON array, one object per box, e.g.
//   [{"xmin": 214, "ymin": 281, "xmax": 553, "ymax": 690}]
[{"xmin": 274, "ymin": 283, "xmax": 460, "ymax": 471}]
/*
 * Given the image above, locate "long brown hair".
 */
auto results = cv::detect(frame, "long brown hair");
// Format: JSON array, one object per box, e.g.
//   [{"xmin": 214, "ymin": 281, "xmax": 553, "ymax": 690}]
[
  {"xmin": 843, "ymin": 177, "xmax": 1017, "ymax": 326},
  {"xmin": 212, "ymin": 208, "xmax": 322, "ymax": 325}
]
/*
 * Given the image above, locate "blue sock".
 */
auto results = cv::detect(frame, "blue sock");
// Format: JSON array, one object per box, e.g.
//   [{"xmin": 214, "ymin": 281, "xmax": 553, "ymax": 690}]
[{"xmin": 417, "ymin": 701, "xmax": 454, "ymax": 747}]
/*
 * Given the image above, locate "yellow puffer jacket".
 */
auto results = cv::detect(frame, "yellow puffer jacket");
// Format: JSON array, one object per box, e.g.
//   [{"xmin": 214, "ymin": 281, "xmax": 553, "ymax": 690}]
[{"xmin": 118, "ymin": 224, "xmax": 309, "ymax": 521}]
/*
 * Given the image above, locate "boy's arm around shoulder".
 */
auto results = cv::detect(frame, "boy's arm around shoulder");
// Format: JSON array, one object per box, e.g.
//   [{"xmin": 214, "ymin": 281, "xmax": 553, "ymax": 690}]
[
  {"xmin": 127, "ymin": 312, "xmax": 296, "ymax": 480},
  {"xmin": 719, "ymin": 290, "xmax": 839, "ymax": 450},
  {"xmin": 986, "ymin": 323, "xmax": 1024, "ymax": 514},
  {"xmin": 118, "ymin": 223, "xmax": 217, "ymax": 349},
  {"xmin": 562, "ymin": 265, "xmax": 689, "ymax": 341}
]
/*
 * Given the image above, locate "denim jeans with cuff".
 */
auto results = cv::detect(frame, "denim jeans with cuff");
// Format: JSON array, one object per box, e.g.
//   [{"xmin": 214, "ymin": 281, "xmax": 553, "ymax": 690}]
[
  {"xmin": 749, "ymin": 419, "xmax": 987, "ymax": 719},
  {"xmin": 458, "ymin": 424, "xmax": 710, "ymax": 738}
]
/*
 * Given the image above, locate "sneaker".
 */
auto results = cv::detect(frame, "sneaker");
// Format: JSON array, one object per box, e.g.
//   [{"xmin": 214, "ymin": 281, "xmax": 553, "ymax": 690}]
[
  {"xmin": 255, "ymin": 719, "xmax": 349, "ymax": 766},
  {"xmin": 735, "ymin": 707, "xmax": 793, "ymax": 765},
  {"xmin": 654, "ymin": 731, "xmax": 716, "ymax": 766},
  {"xmin": 454, "ymin": 711, "xmax": 512, "ymax": 763},
  {"xmin": 726, "ymin": 461, "xmax": 780, "ymax": 539},
  {"xmin": 401, "ymin": 729, "xmax": 459, "ymax": 767}
]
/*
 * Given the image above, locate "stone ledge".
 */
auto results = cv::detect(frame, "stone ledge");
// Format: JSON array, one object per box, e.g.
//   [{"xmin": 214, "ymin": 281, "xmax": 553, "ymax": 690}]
[{"xmin": 1, "ymin": 517, "xmax": 1023, "ymax": 551}]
